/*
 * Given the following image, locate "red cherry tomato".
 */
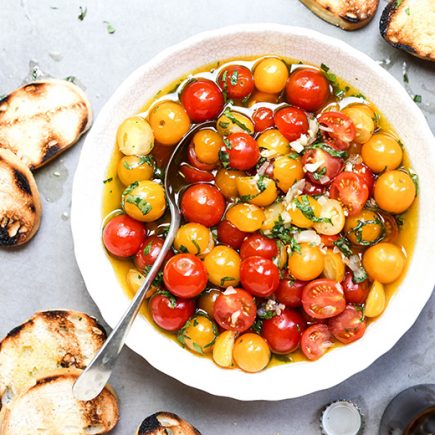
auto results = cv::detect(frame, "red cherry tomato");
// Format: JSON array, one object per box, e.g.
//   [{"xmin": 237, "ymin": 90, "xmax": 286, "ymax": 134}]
[
  {"xmin": 352, "ymin": 162, "xmax": 375, "ymax": 193},
  {"xmin": 379, "ymin": 211, "xmax": 399, "ymax": 243},
  {"xmin": 329, "ymin": 172, "xmax": 369, "ymax": 216},
  {"xmin": 149, "ymin": 293, "xmax": 195, "ymax": 332},
  {"xmin": 179, "ymin": 163, "xmax": 214, "ymax": 184},
  {"xmin": 181, "ymin": 184, "xmax": 225, "ymax": 227},
  {"xmin": 134, "ymin": 235, "xmax": 173, "ymax": 272},
  {"xmin": 217, "ymin": 65, "xmax": 254, "ymax": 100},
  {"xmin": 240, "ymin": 256, "xmax": 280, "ymax": 297},
  {"xmin": 181, "ymin": 79, "xmax": 224, "ymax": 122},
  {"xmin": 252, "ymin": 107, "xmax": 274, "ymax": 132},
  {"xmin": 329, "ymin": 304, "xmax": 367, "ymax": 344},
  {"xmin": 285, "ymin": 68, "xmax": 330, "ymax": 112},
  {"xmin": 213, "ymin": 288, "xmax": 256, "ymax": 332},
  {"xmin": 320, "ymin": 234, "xmax": 340, "ymax": 248},
  {"xmin": 221, "ymin": 133, "xmax": 260, "ymax": 170},
  {"xmin": 240, "ymin": 233, "xmax": 278, "ymax": 260},
  {"xmin": 102, "ymin": 214, "xmax": 146, "ymax": 258},
  {"xmin": 301, "ymin": 324, "xmax": 333, "ymax": 361},
  {"xmin": 262, "ymin": 309, "xmax": 305, "ymax": 354},
  {"xmin": 342, "ymin": 271, "xmax": 369, "ymax": 304},
  {"xmin": 274, "ymin": 106, "xmax": 309, "ymax": 142},
  {"xmin": 318, "ymin": 112, "xmax": 356, "ymax": 148},
  {"xmin": 302, "ymin": 279, "xmax": 346, "ymax": 319},
  {"xmin": 163, "ymin": 253, "xmax": 208, "ymax": 298},
  {"xmin": 302, "ymin": 148, "xmax": 344, "ymax": 185},
  {"xmin": 217, "ymin": 220, "xmax": 247, "ymax": 250},
  {"xmin": 275, "ymin": 278, "xmax": 306, "ymax": 308},
  {"xmin": 303, "ymin": 179, "xmax": 326, "ymax": 196}
]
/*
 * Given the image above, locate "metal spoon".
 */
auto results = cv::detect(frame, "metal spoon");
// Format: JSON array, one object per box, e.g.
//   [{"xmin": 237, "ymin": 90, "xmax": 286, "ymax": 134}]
[{"xmin": 73, "ymin": 122, "xmax": 212, "ymax": 401}]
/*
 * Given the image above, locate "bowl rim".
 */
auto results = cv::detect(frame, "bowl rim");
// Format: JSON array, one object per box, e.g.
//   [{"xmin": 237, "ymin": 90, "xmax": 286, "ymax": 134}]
[{"xmin": 71, "ymin": 23, "xmax": 435, "ymax": 401}]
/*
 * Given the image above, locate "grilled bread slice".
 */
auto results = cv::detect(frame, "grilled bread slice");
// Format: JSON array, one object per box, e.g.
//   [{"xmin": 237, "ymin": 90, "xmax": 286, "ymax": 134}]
[
  {"xmin": 0, "ymin": 310, "xmax": 106, "ymax": 408},
  {"xmin": 299, "ymin": 0, "xmax": 380, "ymax": 30},
  {"xmin": 136, "ymin": 412, "xmax": 201, "ymax": 435},
  {"xmin": 0, "ymin": 148, "xmax": 41, "ymax": 247},
  {"xmin": 380, "ymin": 0, "xmax": 435, "ymax": 61},
  {"xmin": 0, "ymin": 370, "xmax": 119, "ymax": 435},
  {"xmin": 0, "ymin": 79, "xmax": 92, "ymax": 170}
]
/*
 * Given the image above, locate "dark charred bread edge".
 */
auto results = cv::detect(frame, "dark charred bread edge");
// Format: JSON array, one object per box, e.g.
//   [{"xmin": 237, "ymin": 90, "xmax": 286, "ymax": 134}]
[{"xmin": 138, "ymin": 412, "xmax": 201, "ymax": 435}]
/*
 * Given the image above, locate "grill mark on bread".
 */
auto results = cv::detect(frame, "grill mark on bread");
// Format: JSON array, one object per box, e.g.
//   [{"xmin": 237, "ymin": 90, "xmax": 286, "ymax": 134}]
[
  {"xmin": 137, "ymin": 412, "xmax": 201, "ymax": 435},
  {"xmin": 13, "ymin": 169, "xmax": 32, "ymax": 195}
]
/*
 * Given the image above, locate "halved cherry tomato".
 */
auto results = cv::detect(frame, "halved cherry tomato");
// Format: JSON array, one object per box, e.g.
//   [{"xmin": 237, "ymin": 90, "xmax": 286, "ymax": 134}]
[
  {"xmin": 240, "ymin": 256, "xmax": 280, "ymax": 297},
  {"xmin": 352, "ymin": 162, "xmax": 375, "ymax": 193},
  {"xmin": 217, "ymin": 65, "xmax": 254, "ymax": 100},
  {"xmin": 302, "ymin": 278, "xmax": 346, "ymax": 319},
  {"xmin": 220, "ymin": 133, "xmax": 260, "ymax": 170},
  {"xmin": 329, "ymin": 305, "xmax": 367, "ymax": 344},
  {"xmin": 240, "ymin": 233, "xmax": 278, "ymax": 260},
  {"xmin": 181, "ymin": 79, "xmax": 224, "ymax": 122},
  {"xmin": 329, "ymin": 172, "xmax": 369, "ymax": 216},
  {"xmin": 301, "ymin": 324, "xmax": 334, "ymax": 361},
  {"xmin": 302, "ymin": 148, "xmax": 344, "ymax": 185},
  {"xmin": 163, "ymin": 253, "xmax": 208, "ymax": 298},
  {"xmin": 149, "ymin": 293, "xmax": 195, "ymax": 331},
  {"xmin": 134, "ymin": 235, "xmax": 173, "ymax": 272},
  {"xmin": 379, "ymin": 211, "xmax": 399, "ymax": 243},
  {"xmin": 213, "ymin": 288, "xmax": 256, "ymax": 332},
  {"xmin": 274, "ymin": 107, "xmax": 309, "ymax": 142},
  {"xmin": 285, "ymin": 68, "xmax": 330, "ymax": 112},
  {"xmin": 252, "ymin": 107, "xmax": 274, "ymax": 132},
  {"xmin": 187, "ymin": 142, "xmax": 216, "ymax": 171},
  {"xmin": 217, "ymin": 220, "xmax": 247, "ymax": 250},
  {"xmin": 318, "ymin": 112, "xmax": 356, "ymax": 149},
  {"xmin": 179, "ymin": 163, "xmax": 214, "ymax": 184},
  {"xmin": 102, "ymin": 214, "xmax": 147, "ymax": 258},
  {"xmin": 275, "ymin": 277, "xmax": 306, "ymax": 308},
  {"xmin": 262, "ymin": 309, "xmax": 305, "ymax": 354},
  {"xmin": 342, "ymin": 271, "xmax": 369, "ymax": 304},
  {"xmin": 181, "ymin": 184, "xmax": 225, "ymax": 227}
]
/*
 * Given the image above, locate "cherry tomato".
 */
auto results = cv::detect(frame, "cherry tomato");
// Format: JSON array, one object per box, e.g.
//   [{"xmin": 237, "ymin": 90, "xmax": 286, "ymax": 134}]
[
  {"xmin": 204, "ymin": 246, "xmax": 241, "ymax": 288},
  {"xmin": 302, "ymin": 279, "xmax": 346, "ymax": 319},
  {"xmin": 192, "ymin": 129, "xmax": 223, "ymax": 166},
  {"xmin": 303, "ymin": 180, "xmax": 326, "ymax": 196},
  {"xmin": 329, "ymin": 305, "xmax": 367, "ymax": 344},
  {"xmin": 103, "ymin": 214, "xmax": 146, "ymax": 258},
  {"xmin": 342, "ymin": 271, "xmax": 370, "ymax": 304},
  {"xmin": 221, "ymin": 133, "xmax": 260, "ymax": 170},
  {"xmin": 198, "ymin": 289, "xmax": 221, "ymax": 318},
  {"xmin": 274, "ymin": 107, "xmax": 309, "ymax": 142},
  {"xmin": 134, "ymin": 235, "xmax": 173, "ymax": 272},
  {"xmin": 217, "ymin": 220, "xmax": 247, "ymax": 250},
  {"xmin": 379, "ymin": 211, "xmax": 399, "ymax": 243},
  {"xmin": 213, "ymin": 288, "xmax": 256, "ymax": 332},
  {"xmin": 329, "ymin": 172, "xmax": 369, "ymax": 216},
  {"xmin": 240, "ymin": 233, "xmax": 278, "ymax": 260},
  {"xmin": 163, "ymin": 254, "xmax": 208, "ymax": 298},
  {"xmin": 302, "ymin": 148, "xmax": 344, "ymax": 185},
  {"xmin": 342, "ymin": 104, "xmax": 375, "ymax": 144},
  {"xmin": 272, "ymin": 154, "xmax": 304, "ymax": 193},
  {"xmin": 226, "ymin": 203, "xmax": 265, "ymax": 233},
  {"xmin": 240, "ymin": 256, "xmax": 280, "ymax": 297},
  {"xmin": 351, "ymin": 162, "xmax": 375, "ymax": 193},
  {"xmin": 180, "ymin": 314, "xmax": 218, "ymax": 354},
  {"xmin": 318, "ymin": 112, "xmax": 356, "ymax": 148},
  {"xmin": 275, "ymin": 278, "xmax": 306, "ymax": 308},
  {"xmin": 253, "ymin": 58, "xmax": 289, "ymax": 94},
  {"xmin": 288, "ymin": 243, "xmax": 325, "ymax": 281},
  {"xmin": 179, "ymin": 163, "xmax": 214, "ymax": 183},
  {"xmin": 117, "ymin": 155, "xmax": 154, "ymax": 186},
  {"xmin": 361, "ymin": 133, "xmax": 403, "ymax": 173},
  {"xmin": 217, "ymin": 65, "xmax": 254, "ymax": 99},
  {"xmin": 301, "ymin": 324, "xmax": 334, "ymax": 361},
  {"xmin": 174, "ymin": 223, "xmax": 214, "ymax": 256},
  {"xmin": 215, "ymin": 168, "xmax": 244, "ymax": 199},
  {"xmin": 149, "ymin": 293, "xmax": 195, "ymax": 332},
  {"xmin": 320, "ymin": 234, "xmax": 340, "ymax": 248},
  {"xmin": 252, "ymin": 107, "xmax": 274, "ymax": 132},
  {"xmin": 344, "ymin": 209, "xmax": 383, "ymax": 246},
  {"xmin": 181, "ymin": 79, "xmax": 224, "ymax": 122},
  {"xmin": 181, "ymin": 184, "xmax": 225, "ymax": 227},
  {"xmin": 187, "ymin": 142, "xmax": 216, "ymax": 171},
  {"xmin": 233, "ymin": 333, "xmax": 271, "ymax": 373},
  {"xmin": 262, "ymin": 309, "xmax": 305, "ymax": 354}
]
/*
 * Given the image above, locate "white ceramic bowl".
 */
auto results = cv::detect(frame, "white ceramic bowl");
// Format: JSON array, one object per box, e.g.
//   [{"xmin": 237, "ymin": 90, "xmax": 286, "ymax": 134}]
[{"xmin": 72, "ymin": 24, "xmax": 435, "ymax": 401}]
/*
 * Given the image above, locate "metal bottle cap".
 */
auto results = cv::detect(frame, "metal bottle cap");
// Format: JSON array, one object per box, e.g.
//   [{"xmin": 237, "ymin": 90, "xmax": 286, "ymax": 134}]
[{"xmin": 320, "ymin": 400, "xmax": 364, "ymax": 435}]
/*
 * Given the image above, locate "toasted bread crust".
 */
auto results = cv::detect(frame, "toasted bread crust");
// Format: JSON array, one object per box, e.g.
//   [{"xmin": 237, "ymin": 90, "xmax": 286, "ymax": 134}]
[
  {"xmin": 137, "ymin": 412, "xmax": 201, "ymax": 435},
  {"xmin": 0, "ymin": 148, "xmax": 41, "ymax": 247}
]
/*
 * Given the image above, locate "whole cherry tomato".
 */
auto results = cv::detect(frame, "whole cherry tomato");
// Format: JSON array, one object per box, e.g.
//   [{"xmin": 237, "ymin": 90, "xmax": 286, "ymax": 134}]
[
  {"xmin": 329, "ymin": 305, "xmax": 367, "ymax": 344},
  {"xmin": 217, "ymin": 65, "xmax": 254, "ymax": 99},
  {"xmin": 134, "ymin": 235, "xmax": 173, "ymax": 272},
  {"xmin": 217, "ymin": 220, "xmax": 247, "ymax": 250},
  {"xmin": 274, "ymin": 106, "xmax": 309, "ymax": 142},
  {"xmin": 220, "ymin": 133, "xmax": 260, "ymax": 170},
  {"xmin": 342, "ymin": 271, "xmax": 370, "ymax": 304},
  {"xmin": 252, "ymin": 107, "xmax": 274, "ymax": 132},
  {"xmin": 240, "ymin": 233, "xmax": 278, "ymax": 260},
  {"xmin": 275, "ymin": 278, "xmax": 306, "ymax": 308},
  {"xmin": 187, "ymin": 142, "xmax": 216, "ymax": 171},
  {"xmin": 240, "ymin": 256, "xmax": 280, "ymax": 297}
]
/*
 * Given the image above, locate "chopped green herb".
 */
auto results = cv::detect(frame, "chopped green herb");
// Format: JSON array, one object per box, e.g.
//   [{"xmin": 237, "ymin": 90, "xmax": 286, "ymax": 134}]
[
  {"xmin": 78, "ymin": 6, "xmax": 87, "ymax": 21},
  {"xmin": 103, "ymin": 177, "xmax": 113, "ymax": 184},
  {"xmin": 123, "ymin": 155, "xmax": 155, "ymax": 170},
  {"xmin": 257, "ymin": 309, "xmax": 277, "ymax": 320},
  {"xmin": 220, "ymin": 276, "xmax": 235, "ymax": 286},
  {"xmin": 352, "ymin": 93, "xmax": 366, "ymax": 99},
  {"xmin": 333, "ymin": 236, "xmax": 353, "ymax": 257},
  {"xmin": 219, "ymin": 120, "xmax": 230, "ymax": 129},
  {"xmin": 353, "ymin": 266, "xmax": 368, "ymax": 283},
  {"xmin": 274, "ymin": 354, "xmax": 293, "ymax": 363},
  {"xmin": 312, "ymin": 166, "xmax": 327, "ymax": 182},
  {"xmin": 142, "ymin": 241, "xmax": 152, "ymax": 256},
  {"xmin": 178, "ymin": 245, "xmax": 188, "ymax": 253},
  {"xmin": 64, "ymin": 76, "xmax": 78, "ymax": 84},
  {"xmin": 403, "ymin": 168, "xmax": 419, "ymax": 194},
  {"xmin": 395, "ymin": 214, "xmax": 405, "ymax": 226},
  {"xmin": 219, "ymin": 149, "xmax": 230, "ymax": 168},
  {"xmin": 288, "ymin": 153, "xmax": 300, "ymax": 160},
  {"xmin": 413, "ymin": 94, "xmax": 422, "ymax": 103},
  {"xmin": 251, "ymin": 319, "xmax": 263, "ymax": 334},
  {"xmin": 193, "ymin": 318, "xmax": 199, "ymax": 326},
  {"xmin": 223, "ymin": 108, "xmax": 252, "ymax": 133},
  {"xmin": 103, "ymin": 20, "xmax": 116, "ymax": 34},
  {"xmin": 309, "ymin": 142, "xmax": 348, "ymax": 159},
  {"xmin": 348, "ymin": 218, "xmax": 384, "ymax": 246},
  {"xmin": 230, "ymin": 70, "xmax": 239, "ymax": 86},
  {"xmin": 156, "ymin": 290, "xmax": 177, "ymax": 308},
  {"xmin": 293, "ymin": 195, "xmax": 332, "ymax": 224},
  {"xmin": 191, "ymin": 238, "xmax": 201, "ymax": 255},
  {"xmin": 405, "ymin": 7, "xmax": 410, "ymax": 15},
  {"xmin": 256, "ymin": 175, "xmax": 267, "ymax": 192},
  {"xmin": 403, "ymin": 72, "xmax": 409, "ymax": 83},
  {"xmin": 126, "ymin": 196, "xmax": 152, "ymax": 215},
  {"xmin": 223, "ymin": 137, "xmax": 232, "ymax": 150}
]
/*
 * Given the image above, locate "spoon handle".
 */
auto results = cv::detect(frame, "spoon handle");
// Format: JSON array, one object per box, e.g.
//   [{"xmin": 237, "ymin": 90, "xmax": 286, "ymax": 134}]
[{"xmin": 73, "ymin": 213, "xmax": 181, "ymax": 401}]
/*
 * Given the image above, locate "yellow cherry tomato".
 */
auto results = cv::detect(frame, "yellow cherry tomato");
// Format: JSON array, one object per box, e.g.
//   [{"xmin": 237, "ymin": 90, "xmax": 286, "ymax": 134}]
[
  {"xmin": 374, "ymin": 170, "xmax": 416, "ymax": 214},
  {"xmin": 192, "ymin": 129, "xmax": 223, "ymax": 165},
  {"xmin": 180, "ymin": 315, "xmax": 218, "ymax": 354},
  {"xmin": 213, "ymin": 330, "xmax": 236, "ymax": 368},
  {"xmin": 261, "ymin": 201, "xmax": 285, "ymax": 233},
  {"xmin": 322, "ymin": 249, "xmax": 345, "ymax": 282},
  {"xmin": 217, "ymin": 111, "xmax": 254, "ymax": 136},
  {"xmin": 254, "ymin": 58, "xmax": 289, "ymax": 94},
  {"xmin": 122, "ymin": 180, "xmax": 166, "ymax": 222},
  {"xmin": 215, "ymin": 169, "xmax": 244, "ymax": 199},
  {"xmin": 204, "ymin": 246, "xmax": 241, "ymax": 288},
  {"xmin": 236, "ymin": 176, "xmax": 278, "ymax": 207},
  {"xmin": 117, "ymin": 155, "xmax": 154, "ymax": 186},
  {"xmin": 257, "ymin": 129, "xmax": 290, "ymax": 157},
  {"xmin": 362, "ymin": 242, "xmax": 406, "ymax": 283},
  {"xmin": 288, "ymin": 195, "xmax": 322, "ymax": 229},
  {"xmin": 116, "ymin": 116, "xmax": 154, "ymax": 156},
  {"xmin": 248, "ymin": 91, "xmax": 280, "ymax": 106},
  {"xmin": 174, "ymin": 223, "xmax": 214, "ymax": 256},
  {"xmin": 149, "ymin": 101, "xmax": 190, "ymax": 146},
  {"xmin": 361, "ymin": 133, "xmax": 403, "ymax": 173},
  {"xmin": 126, "ymin": 268, "xmax": 157, "ymax": 298},
  {"xmin": 344, "ymin": 209, "xmax": 383, "ymax": 246},
  {"xmin": 364, "ymin": 281, "xmax": 386, "ymax": 318},
  {"xmin": 226, "ymin": 203, "xmax": 265, "ymax": 232},
  {"xmin": 313, "ymin": 199, "xmax": 345, "ymax": 236},
  {"xmin": 233, "ymin": 333, "xmax": 271, "ymax": 373},
  {"xmin": 288, "ymin": 243, "xmax": 325, "ymax": 281},
  {"xmin": 272, "ymin": 155, "xmax": 304, "ymax": 192},
  {"xmin": 342, "ymin": 104, "xmax": 375, "ymax": 144},
  {"xmin": 198, "ymin": 289, "xmax": 222, "ymax": 318}
]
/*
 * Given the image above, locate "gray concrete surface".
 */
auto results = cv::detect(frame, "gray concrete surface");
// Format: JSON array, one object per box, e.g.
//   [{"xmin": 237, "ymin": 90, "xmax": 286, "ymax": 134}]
[{"xmin": 1, "ymin": 1, "xmax": 434, "ymax": 434}]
